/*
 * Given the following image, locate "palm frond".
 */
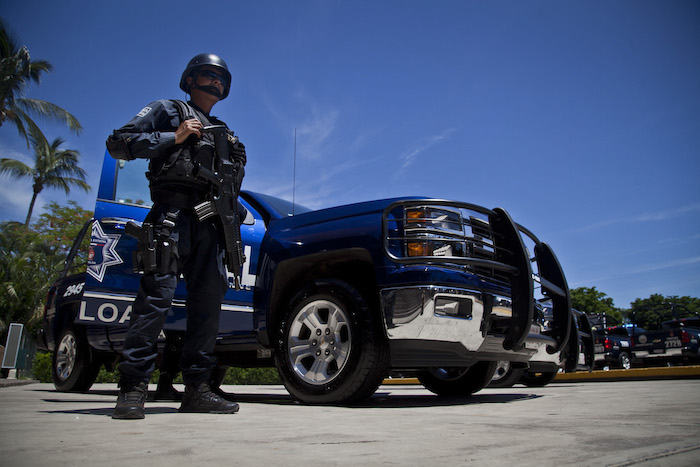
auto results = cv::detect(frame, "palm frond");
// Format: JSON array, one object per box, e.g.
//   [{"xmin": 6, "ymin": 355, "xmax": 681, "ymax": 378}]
[
  {"xmin": 27, "ymin": 123, "xmax": 50, "ymax": 155},
  {"xmin": 27, "ymin": 59, "xmax": 52, "ymax": 83},
  {"xmin": 0, "ymin": 108, "xmax": 28, "ymax": 144},
  {"xmin": 0, "ymin": 18, "xmax": 21, "ymax": 58},
  {"xmin": 0, "ymin": 158, "xmax": 33, "ymax": 178},
  {"xmin": 2, "ymin": 107, "xmax": 43, "ymax": 148},
  {"xmin": 17, "ymin": 98, "xmax": 82, "ymax": 134},
  {"xmin": 45, "ymin": 177, "xmax": 91, "ymax": 194}
]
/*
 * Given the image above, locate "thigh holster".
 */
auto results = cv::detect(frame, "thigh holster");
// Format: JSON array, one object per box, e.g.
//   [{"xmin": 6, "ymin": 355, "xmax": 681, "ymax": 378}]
[{"xmin": 126, "ymin": 210, "xmax": 180, "ymax": 275}]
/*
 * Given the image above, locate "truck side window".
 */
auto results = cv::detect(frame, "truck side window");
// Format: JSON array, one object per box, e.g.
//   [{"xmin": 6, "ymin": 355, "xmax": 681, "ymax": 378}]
[{"xmin": 115, "ymin": 159, "xmax": 152, "ymax": 206}]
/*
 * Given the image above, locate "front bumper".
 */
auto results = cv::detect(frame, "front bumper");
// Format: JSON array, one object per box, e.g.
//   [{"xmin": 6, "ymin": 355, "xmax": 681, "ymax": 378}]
[{"xmin": 380, "ymin": 285, "xmax": 559, "ymax": 368}]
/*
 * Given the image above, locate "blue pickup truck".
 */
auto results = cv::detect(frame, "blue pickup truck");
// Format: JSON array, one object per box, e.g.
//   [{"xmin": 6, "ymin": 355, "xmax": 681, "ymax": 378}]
[{"xmin": 38, "ymin": 150, "xmax": 572, "ymax": 404}]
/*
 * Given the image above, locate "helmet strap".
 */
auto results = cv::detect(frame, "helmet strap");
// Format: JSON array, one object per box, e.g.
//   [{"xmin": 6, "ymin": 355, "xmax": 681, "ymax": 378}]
[{"xmin": 190, "ymin": 80, "xmax": 223, "ymax": 100}]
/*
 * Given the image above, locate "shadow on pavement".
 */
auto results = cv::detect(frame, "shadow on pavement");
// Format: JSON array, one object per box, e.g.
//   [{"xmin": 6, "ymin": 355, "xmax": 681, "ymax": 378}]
[
  {"xmin": 39, "ymin": 406, "xmax": 180, "ymax": 417},
  {"xmin": 30, "ymin": 386, "xmax": 542, "ymax": 412},
  {"xmin": 358, "ymin": 391, "xmax": 542, "ymax": 408}
]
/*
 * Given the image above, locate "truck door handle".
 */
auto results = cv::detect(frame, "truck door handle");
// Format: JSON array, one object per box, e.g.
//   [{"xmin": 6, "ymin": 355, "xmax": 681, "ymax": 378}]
[{"xmin": 100, "ymin": 217, "xmax": 134, "ymax": 229}]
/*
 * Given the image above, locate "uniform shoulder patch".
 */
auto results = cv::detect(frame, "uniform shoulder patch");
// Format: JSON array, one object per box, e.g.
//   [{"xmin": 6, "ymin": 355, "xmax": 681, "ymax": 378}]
[{"xmin": 136, "ymin": 106, "xmax": 152, "ymax": 118}]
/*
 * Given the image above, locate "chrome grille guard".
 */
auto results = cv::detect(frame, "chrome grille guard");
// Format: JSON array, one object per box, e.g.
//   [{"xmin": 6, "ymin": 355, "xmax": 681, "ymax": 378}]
[{"xmin": 382, "ymin": 199, "xmax": 571, "ymax": 353}]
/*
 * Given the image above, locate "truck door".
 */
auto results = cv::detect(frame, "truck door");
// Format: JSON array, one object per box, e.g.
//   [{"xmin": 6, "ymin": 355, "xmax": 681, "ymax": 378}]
[{"xmin": 77, "ymin": 151, "xmax": 264, "ymax": 347}]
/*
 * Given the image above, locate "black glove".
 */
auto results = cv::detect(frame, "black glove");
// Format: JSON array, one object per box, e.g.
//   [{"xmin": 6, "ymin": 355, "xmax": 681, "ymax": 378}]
[{"xmin": 228, "ymin": 135, "xmax": 247, "ymax": 166}]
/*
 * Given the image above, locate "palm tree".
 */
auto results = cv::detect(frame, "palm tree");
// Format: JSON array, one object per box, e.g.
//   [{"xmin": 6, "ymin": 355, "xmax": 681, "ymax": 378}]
[
  {"xmin": 0, "ymin": 127, "xmax": 91, "ymax": 225},
  {"xmin": 0, "ymin": 18, "xmax": 82, "ymax": 145}
]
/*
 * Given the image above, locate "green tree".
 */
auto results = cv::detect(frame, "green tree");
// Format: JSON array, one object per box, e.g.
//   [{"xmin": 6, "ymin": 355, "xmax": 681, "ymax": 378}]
[
  {"xmin": 0, "ymin": 127, "xmax": 90, "ymax": 226},
  {"xmin": 0, "ymin": 202, "xmax": 92, "ymax": 341},
  {"xmin": 627, "ymin": 294, "xmax": 700, "ymax": 330},
  {"xmin": 0, "ymin": 18, "xmax": 81, "ymax": 145},
  {"xmin": 570, "ymin": 286, "xmax": 623, "ymax": 324},
  {"xmin": 32, "ymin": 200, "xmax": 92, "ymax": 266},
  {"xmin": 0, "ymin": 222, "xmax": 54, "ymax": 340}
]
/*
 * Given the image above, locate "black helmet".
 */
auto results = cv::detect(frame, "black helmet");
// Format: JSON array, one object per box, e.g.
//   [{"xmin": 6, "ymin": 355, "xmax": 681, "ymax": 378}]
[{"xmin": 179, "ymin": 53, "xmax": 232, "ymax": 99}]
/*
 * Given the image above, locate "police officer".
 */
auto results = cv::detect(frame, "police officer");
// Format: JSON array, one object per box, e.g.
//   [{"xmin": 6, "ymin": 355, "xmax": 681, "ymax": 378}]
[{"xmin": 106, "ymin": 53, "xmax": 245, "ymax": 419}]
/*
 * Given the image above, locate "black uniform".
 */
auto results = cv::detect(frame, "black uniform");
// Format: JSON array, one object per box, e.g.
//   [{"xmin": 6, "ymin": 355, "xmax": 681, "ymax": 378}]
[{"xmin": 109, "ymin": 99, "xmax": 230, "ymax": 387}]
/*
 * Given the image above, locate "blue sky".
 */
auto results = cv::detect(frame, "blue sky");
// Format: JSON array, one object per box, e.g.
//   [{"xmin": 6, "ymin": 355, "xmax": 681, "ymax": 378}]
[{"xmin": 1, "ymin": 1, "xmax": 699, "ymax": 309}]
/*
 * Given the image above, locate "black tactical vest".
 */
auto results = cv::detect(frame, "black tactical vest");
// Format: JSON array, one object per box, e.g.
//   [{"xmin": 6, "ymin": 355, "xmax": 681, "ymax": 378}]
[{"xmin": 147, "ymin": 100, "xmax": 218, "ymax": 207}]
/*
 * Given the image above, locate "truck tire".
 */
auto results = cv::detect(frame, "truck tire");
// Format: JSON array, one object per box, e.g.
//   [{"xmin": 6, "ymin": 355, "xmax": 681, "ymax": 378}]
[
  {"xmin": 618, "ymin": 352, "xmax": 632, "ymax": 370},
  {"xmin": 418, "ymin": 361, "xmax": 498, "ymax": 397},
  {"xmin": 275, "ymin": 280, "xmax": 389, "ymax": 405},
  {"xmin": 52, "ymin": 326, "xmax": 100, "ymax": 392},
  {"xmin": 520, "ymin": 370, "xmax": 557, "ymax": 387},
  {"xmin": 488, "ymin": 361, "xmax": 525, "ymax": 388}
]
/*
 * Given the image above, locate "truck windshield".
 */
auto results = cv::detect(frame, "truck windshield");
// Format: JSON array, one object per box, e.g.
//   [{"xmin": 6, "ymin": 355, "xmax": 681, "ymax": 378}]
[{"xmin": 115, "ymin": 159, "xmax": 152, "ymax": 206}]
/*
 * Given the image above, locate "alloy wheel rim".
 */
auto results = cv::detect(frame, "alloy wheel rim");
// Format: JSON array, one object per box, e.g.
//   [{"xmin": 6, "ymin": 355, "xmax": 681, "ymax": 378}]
[
  {"xmin": 55, "ymin": 333, "xmax": 77, "ymax": 381},
  {"xmin": 287, "ymin": 299, "xmax": 352, "ymax": 385},
  {"xmin": 491, "ymin": 361, "xmax": 511, "ymax": 381}
]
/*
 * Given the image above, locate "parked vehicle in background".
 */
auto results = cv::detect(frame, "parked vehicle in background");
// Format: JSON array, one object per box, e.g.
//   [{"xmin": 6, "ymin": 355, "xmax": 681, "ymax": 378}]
[
  {"xmin": 620, "ymin": 306, "xmax": 700, "ymax": 367},
  {"xmin": 632, "ymin": 318, "xmax": 700, "ymax": 367},
  {"xmin": 588, "ymin": 314, "xmax": 634, "ymax": 370},
  {"xmin": 597, "ymin": 326, "xmax": 634, "ymax": 370},
  {"xmin": 661, "ymin": 317, "xmax": 700, "ymax": 363},
  {"xmin": 597, "ymin": 318, "xmax": 700, "ymax": 368}
]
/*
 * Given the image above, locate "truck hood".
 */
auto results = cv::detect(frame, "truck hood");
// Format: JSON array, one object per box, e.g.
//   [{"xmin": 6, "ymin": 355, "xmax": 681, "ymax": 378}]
[{"xmin": 270, "ymin": 196, "xmax": 427, "ymax": 230}]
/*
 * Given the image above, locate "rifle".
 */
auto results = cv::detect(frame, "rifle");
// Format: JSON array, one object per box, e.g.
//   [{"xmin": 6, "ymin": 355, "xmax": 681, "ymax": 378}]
[{"xmin": 193, "ymin": 125, "xmax": 246, "ymax": 290}]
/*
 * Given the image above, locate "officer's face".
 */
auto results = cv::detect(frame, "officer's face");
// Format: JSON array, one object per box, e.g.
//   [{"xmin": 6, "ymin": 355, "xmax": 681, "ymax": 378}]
[{"xmin": 190, "ymin": 67, "xmax": 225, "ymax": 96}]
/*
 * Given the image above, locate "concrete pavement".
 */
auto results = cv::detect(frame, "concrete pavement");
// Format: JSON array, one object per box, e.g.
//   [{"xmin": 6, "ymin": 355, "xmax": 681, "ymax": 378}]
[{"xmin": 1, "ymin": 379, "xmax": 699, "ymax": 466}]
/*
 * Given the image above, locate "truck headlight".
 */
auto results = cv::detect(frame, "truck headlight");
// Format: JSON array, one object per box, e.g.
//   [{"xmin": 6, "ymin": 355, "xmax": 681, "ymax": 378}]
[
  {"xmin": 407, "ymin": 240, "xmax": 455, "ymax": 257},
  {"xmin": 404, "ymin": 207, "xmax": 464, "ymax": 258},
  {"xmin": 405, "ymin": 207, "xmax": 463, "ymax": 233}
]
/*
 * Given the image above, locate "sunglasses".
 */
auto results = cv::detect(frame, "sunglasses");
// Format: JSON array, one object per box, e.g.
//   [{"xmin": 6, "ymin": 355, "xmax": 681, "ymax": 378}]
[{"xmin": 199, "ymin": 70, "xmax": 227, "ymax": 84}]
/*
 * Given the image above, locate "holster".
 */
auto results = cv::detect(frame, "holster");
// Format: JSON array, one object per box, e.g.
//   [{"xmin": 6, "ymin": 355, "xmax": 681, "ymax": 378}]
[{"xmin": 126, "ymin": 218, "xmax": 179, "ymax": 275}]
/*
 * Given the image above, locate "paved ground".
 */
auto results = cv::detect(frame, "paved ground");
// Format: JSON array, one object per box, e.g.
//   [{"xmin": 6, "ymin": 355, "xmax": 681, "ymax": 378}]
[{"xmin": 1, "ymin": 379, "xmax": 699, "ymax": 466}]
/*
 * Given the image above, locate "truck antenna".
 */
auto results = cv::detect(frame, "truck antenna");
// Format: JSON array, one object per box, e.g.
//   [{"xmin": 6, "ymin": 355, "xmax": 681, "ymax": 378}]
[{"xmin": 292, "ymin": 128, "xmax": 297, "ymax": 216}]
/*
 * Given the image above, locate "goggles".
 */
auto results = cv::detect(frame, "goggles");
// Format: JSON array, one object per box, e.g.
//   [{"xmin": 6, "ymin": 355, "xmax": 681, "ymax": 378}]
[{"xmin": 199, "ymin": 70, "xmax": 228, "ymax": 85}]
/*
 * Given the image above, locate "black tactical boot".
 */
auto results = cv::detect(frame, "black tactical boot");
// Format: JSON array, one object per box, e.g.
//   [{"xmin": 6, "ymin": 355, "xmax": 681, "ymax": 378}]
[
  {"xmin": 113, "ymin": 381, "xmax": 148, "ymax": 419},
  {"xmin": 179, "ymin": 382, "xmax": 240, "ymax": 414},
  {"xmin": 211, "ymin": 384, "xmax": 236, "ymax": 402}
]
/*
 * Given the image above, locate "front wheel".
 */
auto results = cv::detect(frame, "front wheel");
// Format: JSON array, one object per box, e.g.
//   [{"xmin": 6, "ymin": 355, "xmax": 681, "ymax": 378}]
[
  {"xmin": 418, "ymin": 361, "xmax": 498, "ymax": 397},
  {"xmin": 52, "ymin": 326, "xmax": 100, "ymax": 392},
  {"xmin": 275, "ymin": 280, "xmax": 389, "ymax": 405}
]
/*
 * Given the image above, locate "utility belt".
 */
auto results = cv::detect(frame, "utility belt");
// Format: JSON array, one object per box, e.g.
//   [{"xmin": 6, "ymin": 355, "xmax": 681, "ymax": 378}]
[{"xmin": 150, "ymin": 185, "xmax": 209, "ymax": 210}]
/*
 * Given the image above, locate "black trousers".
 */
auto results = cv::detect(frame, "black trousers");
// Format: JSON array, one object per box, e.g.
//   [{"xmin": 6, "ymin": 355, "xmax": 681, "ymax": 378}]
[{"xmin": 119, "ymin": 205, "xmax": 228, "ymax": 386}]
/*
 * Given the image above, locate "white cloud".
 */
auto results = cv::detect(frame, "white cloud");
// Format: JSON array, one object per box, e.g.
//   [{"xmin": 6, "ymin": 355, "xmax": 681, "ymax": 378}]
[
  {"xmin": 398, "ymin": 127, "xmax": 457, "ymax": 170},
  {"xmin": 255, "ymin": 85, "xmax": 340, "ymax": 162},
  {"xmin": 296, "ymin": 107, "xmax": 339, "ymax": 161},
  {"xmin": 0, "ymin": 178, "xmax": 32, "ymax": 223},
  {"xmin": 570, "ymin": 255, "xmax": 700, "ymax": 287},
  {"xmin": 628, "ymin": 256, "xmax": 700, "ymax": 275},
  {"xmin": 571, "ymin": 203, "xmax": 700, "ymax": 233}
]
